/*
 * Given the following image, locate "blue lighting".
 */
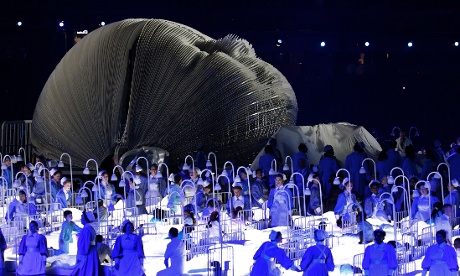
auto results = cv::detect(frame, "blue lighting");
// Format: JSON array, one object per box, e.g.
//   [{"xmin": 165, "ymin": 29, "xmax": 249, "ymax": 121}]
[
  {"xmin": 320, "ymin": 41, "xmax": 326, "ymax": 47},
  {"xmin": 59, "ymin": 21, "xmax": 64, "ymax": 27},
  {"xmin": 407, "ymin": 42, "xmax": 413, "ymax": 47}
]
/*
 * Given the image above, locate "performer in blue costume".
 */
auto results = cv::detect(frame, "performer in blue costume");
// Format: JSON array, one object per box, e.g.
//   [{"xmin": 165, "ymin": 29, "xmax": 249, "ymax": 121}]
[
  {"xmin": 49, "ymin": 168, "xmax": 62, "ymax": 202},
  {"xmin": 362, "ymin": 229, "xmax": 398, "ymax": 276},
  {"xmin": 300, "ymin": 229, "xmax": 334, "ymax": 275},
  {"xmin": 319, "ymin": 145, "xmax": 339, "ymax": 198},
  {"xmin": 259, "ymin": 145, "xmax": 276, "ymax": 178},
  {"xmin": 55, "ymin": 210, "xmax": 81, "ymax": 255},
  {"xmin": 334, "ymin": 179, "xmax": 358, "ymax": 227},
  {"xmin": 293, "ymin": 143, "xmax": 309, "ymax": 174},
  {"xmin": 71, "ymin": 211, "xmax": 102, "ymax": 276},
  {"xmin": 157, "ymin": 227, "xmax": 185, "ymax": 276},
  {"xmin": 268, "ymin": 174, "xmax": 293, "ymax": 227},
  {"xmin": 421, "ymin": 230, "xmax": 458, "ymax": 276},
  {"xmin": 226, "ymin": 183, "xmax": 250, "ymax": 219},
  {"xmin": 411, "ymin": 182, "xmax": 439, "ymax": 222},
  {"xmin": 112, "ymin": 220, "xmax": 145, "ymax": 276},
  {"xmin": 17, "ymin": 221, "xmax": 48, "ymax": 276},
  {"xmin": 345, "ymin": 142, "xmax": 368, "ymax": 199},
  {"xmin": 250, "ymin": 230, "xmax": 299, "ymax": 275},
  {"xmin": 6, "ymin": 190, "xmax": 37, "ymax": 224},
  {"xmin": 53, "ymin": 177, "xmax": 72, "ymax": 210}
]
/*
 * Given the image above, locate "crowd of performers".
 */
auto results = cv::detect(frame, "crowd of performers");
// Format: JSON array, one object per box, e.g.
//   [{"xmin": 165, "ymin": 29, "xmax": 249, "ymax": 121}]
[{"xmin": 2, "ymin": 131, "xmax": 460, "ymax": 275}]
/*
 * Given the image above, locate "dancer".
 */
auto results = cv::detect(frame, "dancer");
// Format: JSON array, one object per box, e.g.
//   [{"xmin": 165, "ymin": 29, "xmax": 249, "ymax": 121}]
[
  {"xmin": 362, "ymin": 229, "xmax": 398, "ymax": 276},
  {"xmin": 56, "ymin": 210, "xmax": 81, "ymax": 255},
  {"xmin": 334, "ymin": 179, "xmax": 358, "ymax": 228},
  {"xmin": 300, "ymin": 229, "xmax": 334, "ymax": 275},
  {"xmin": 17, "ymin": 221, "xmax": 48, "ymax": 276},
  {"xmin": 112, "ymin": 220, "xmax": 145, "ymax": 276},
  {"xmin": 250, "ymin": 230, "xmax": 300, "ymax": 275},
  {"xmin": 71, "ymin": 211, "xmax": 101, "ymax": 276},
  {"xmin": 157, "ymin": 227, "xmax": 185, "ymax": 276},
  {"xmin": 422, "ymin": 230, "xmax": 458, "ymax": 275}
]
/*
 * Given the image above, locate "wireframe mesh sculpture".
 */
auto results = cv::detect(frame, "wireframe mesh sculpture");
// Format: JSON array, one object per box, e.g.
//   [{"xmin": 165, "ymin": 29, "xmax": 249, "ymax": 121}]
[{"xmin": 31, "ymin": 19, "xmax": 297, "ymax": 168}]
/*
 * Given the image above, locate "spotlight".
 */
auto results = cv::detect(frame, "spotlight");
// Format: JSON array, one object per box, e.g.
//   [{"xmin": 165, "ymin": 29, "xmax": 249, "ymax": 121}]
[
  {"xmin": 407, "ymin": 42, "xmax": 413, "ymax": 47},
  {"xmin": 277, "ymin": 39, "xmax": 282, "ymax": 44},
  {"xmin": 320, "ymin": 41, "xmax": 326, "ymax": 47},
  {"xmin": 455, "ymin": 42, "xmax": 459, "ymax": 47},
  {"xmin": 59, "ymin": 21, "xmax": 64, "ymax": 27},
  {"xmin": 17, "ymin": 21, "xmax": 22, "ymax": 26},
  {"xmin": 100, "ymin": 21, "xmax": 106, "ymax": 26},
  {"xmin": 364, "ymin": 42, "xmax": 369, "ymax": 47}
]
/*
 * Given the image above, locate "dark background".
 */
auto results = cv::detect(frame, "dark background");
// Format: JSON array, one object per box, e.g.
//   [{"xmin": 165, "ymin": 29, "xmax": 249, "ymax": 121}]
[{"xmin": 1, "ymin": 0, "xmax": 460, "ymax": 152}]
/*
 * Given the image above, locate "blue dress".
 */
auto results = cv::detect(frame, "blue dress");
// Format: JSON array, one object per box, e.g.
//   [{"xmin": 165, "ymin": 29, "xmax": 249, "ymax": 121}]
[
  {"xmin": 112, "ymin": 233, "xmax": 145, "ymax": 276},
  {"xmin": 72, "ymin": 223, "xmax": 102, "ymax": 276},
  {"xmin": 422, "ymin": 242, "xmax": 459, "ymax": 274},
  {"xmin": 362, "ymin": 242, "xmax": 398, "ymax": 276},
  {"xmin": 319, "ymin": 156, "xmax": 339, "ymax": 197},
  {"xmin": 300, "ymin": 243, "xmax": 334, "ymax": 275},
  {"xmin": 251, "ymin": 241, "xmax": 293, "ymax": 276},
  {"xmin": 17, "ymin": 233, "xmax": 48, "ymax": 276},
  {"xmin": 345, "ymin": 151, "xmax": 367, "ymax": 198}
]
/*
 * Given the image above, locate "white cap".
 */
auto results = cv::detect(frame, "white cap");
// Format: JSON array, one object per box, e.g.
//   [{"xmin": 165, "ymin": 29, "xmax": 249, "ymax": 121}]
[
  {"xmin": 203, "ymin": 180, "xmax": 211, "ymax": 188},
  {"xmin": 50, "ymin": 168, "xmax": 58, "ymax": 176},
  {"xmin": 307, "ymin": 173, "xmax": 315, "ymax": 183},
  {"xmin": 60, "ymin": 177, "xmax": 70, "ymax": 185},
  {"xmin": 232, "ymin": 182, "xmax": 243, "ymax": 189}
]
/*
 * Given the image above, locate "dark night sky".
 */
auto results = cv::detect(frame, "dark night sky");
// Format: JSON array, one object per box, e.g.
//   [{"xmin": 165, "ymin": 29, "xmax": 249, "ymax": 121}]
[{"xmin": 1, "ymin": 0, "xmax": 460, "ymax": 152}]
